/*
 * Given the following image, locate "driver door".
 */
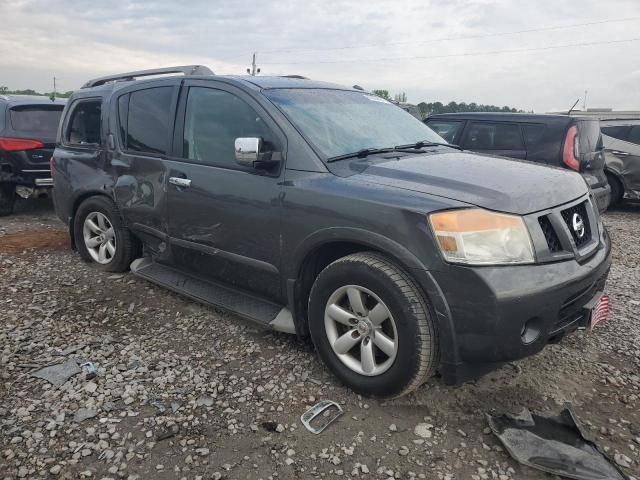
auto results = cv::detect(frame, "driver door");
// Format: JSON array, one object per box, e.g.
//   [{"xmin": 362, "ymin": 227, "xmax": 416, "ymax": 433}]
[{"xmin": 166, "ymin": 81, "xmax": 286, "ymax": 301}]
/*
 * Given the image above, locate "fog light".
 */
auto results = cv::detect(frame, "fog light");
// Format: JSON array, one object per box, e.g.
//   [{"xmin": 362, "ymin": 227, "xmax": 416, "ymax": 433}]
[{"xmin": 520, "ymin": 317, "xmax": 541, "ymax": 345}]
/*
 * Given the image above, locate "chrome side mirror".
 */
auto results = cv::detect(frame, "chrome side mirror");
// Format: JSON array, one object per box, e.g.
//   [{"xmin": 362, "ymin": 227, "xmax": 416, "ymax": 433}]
[{"xmin": 235, "ymin": 137, "xmax": 262, "ymax": 167}]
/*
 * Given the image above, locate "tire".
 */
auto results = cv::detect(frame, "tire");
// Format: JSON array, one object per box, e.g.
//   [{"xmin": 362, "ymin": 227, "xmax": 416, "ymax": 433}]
[
  {"xmin": 73, "ymin": 196, "xmax": 139, "ymax": 272},
  {"xmin": 606, "ymin": 172, "xmax": 623, "ymax": 206},
  {"xmin": 0, "ymin": 183, "xmax": 16, "ymax": 217},
  {"xmin": 308, "ymin": 252, "xmax": 439, "ymax": 398}
]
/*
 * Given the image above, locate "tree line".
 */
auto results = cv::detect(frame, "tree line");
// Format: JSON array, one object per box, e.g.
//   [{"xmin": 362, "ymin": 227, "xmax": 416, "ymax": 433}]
[
  {"xmin": 371, "ymin": 89, "xmax": 523, "ymax": 119},
  {"xmin": 0, "ymin": 86, "xmax": 74, "ymax": 98}
]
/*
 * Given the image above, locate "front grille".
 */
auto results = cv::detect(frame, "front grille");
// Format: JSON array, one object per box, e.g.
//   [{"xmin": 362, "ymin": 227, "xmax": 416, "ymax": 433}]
[
  {"xmin": 538, "ymin": 215, "xmax": 562, "ymax": 253},
  {"xmin": 561, "ymin": 201, "xmax": 592, "ymax": 248}
]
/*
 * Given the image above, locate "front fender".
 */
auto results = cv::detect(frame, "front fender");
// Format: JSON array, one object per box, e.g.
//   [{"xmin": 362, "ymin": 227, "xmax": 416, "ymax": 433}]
[{"xmin": 288, "ymin": 226, "xmax": 460, "ymax": 379}]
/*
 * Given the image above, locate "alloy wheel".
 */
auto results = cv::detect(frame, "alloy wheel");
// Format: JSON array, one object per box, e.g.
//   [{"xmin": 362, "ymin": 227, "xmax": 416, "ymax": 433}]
[
  {"xmin": 324, "ymin": 285, "xmax": 398, "ymax": 376},
  {"xmin": 82, "ymin": 211, "xmax": 116, "ymax": 264}
]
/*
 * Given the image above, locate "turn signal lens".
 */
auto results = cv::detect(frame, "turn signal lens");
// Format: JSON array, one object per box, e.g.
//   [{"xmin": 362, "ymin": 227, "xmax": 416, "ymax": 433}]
[{"xmin": 429, "ymin": 209, "xmax": 535, "ymax": 265}]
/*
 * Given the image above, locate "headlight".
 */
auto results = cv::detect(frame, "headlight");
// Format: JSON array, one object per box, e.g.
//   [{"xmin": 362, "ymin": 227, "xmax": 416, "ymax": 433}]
[{"xmin": 429, "ymin": 209, "xmax": 534, "ymax": 265}]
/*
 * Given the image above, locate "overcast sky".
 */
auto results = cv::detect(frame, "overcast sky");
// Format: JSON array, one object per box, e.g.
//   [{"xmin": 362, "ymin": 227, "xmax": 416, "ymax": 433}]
[{"xmin": 1, "ymin": 0, "xmax": 639, "ymax": 112}]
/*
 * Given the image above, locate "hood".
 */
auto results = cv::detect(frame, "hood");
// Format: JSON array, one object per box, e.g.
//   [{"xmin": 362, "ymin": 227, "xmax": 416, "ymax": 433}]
[{"xmin": 347, "ymin": 150, "xmax": 588, "ymax": 215}]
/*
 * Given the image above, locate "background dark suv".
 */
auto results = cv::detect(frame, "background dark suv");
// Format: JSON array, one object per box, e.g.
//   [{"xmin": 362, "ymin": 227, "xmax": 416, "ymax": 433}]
[
  {"xmin": 425, "ymin": 113, "xmax": 610, "ymax": 213},
  {"xmin": 0, "ymin": 95, "xmax": 66, "ymax": 215},
  {"xmin": 52, "ymin": 66, "xmax": 611, "ymax": 398}
]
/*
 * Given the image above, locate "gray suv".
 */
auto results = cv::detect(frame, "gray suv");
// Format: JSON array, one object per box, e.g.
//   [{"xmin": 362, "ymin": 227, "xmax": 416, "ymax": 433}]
[
  {"xmin": 601, "ymin": 119, "xmax": 640, "ymax": 204},
  {"xmin": 52, "ymin": 66, "xmax": 611, "ymax": 397}
]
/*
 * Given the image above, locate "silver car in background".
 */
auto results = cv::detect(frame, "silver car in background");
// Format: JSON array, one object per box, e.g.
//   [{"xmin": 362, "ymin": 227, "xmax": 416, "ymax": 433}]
[{"xmin": 601, "ymin": 119, "xmax": 640, "ymax": 204}]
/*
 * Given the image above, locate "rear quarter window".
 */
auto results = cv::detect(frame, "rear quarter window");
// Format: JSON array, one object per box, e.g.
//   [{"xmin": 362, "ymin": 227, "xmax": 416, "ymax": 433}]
[
  {"xmin": 9, "ymin": 105, "xmax": 64, "ymax": 136},
  {"xmin": 464, "ymin": 122, "xmax": 524, "ymax": 150},
  {"xmin": 522, "ymin": 124, "xmax": 545, "ymax": 146},
  {"xmin": 65, "ymin": 100, "xmax": 102, "ymax": 145}
]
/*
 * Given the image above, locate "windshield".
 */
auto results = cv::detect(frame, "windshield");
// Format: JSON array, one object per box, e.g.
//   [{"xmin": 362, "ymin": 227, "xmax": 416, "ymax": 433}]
[{"xmin": 264, "ymin": 89, "xmax": 445, "ymax": 160}]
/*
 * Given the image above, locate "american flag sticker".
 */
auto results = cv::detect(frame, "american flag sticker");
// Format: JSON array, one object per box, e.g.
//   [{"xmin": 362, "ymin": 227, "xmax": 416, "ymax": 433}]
[{"xmin": 590, "ymin": 294, "xmax": 609, "ymax": 330}]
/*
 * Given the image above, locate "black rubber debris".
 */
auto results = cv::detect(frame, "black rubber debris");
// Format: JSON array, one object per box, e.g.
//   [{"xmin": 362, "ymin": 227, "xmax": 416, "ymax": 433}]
[{"xmin": 486, "ymin": 405, "xmax": 630, "ymax": 480}]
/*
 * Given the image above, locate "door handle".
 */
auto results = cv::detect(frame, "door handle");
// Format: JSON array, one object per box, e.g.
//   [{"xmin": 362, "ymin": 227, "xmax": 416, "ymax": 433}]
[
  {"xmin": 169, "ymin": 177, "xmax": 192, "ymax": 188},
  {"xmin": 611, "ymin": 150, "xmax": 630, "ymax": 156}
]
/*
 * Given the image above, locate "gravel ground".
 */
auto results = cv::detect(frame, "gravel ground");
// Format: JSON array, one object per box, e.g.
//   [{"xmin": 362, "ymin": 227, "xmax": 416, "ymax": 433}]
[{"xmin": 1, "ymin": 198, "xmax": 639, "ymax": 480}]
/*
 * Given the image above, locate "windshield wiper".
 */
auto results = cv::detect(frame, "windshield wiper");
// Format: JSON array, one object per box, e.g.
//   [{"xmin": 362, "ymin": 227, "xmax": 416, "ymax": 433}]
[
  {"xmin": 326, "ymin": 147, "xmax": 395, "ymax": 163},
  {"xmin": 326, "ymin": 141, "xmax": 462, "ymax": 163},
  {"xmin": 394, "ymin": 140, "xmax": 462, "ymax": 151}
]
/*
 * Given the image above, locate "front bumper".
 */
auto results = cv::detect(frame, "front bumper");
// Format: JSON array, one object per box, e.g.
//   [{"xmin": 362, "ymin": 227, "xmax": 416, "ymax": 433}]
[
  {"xmin": 0, "ymin": 168, "xmax": 53, "ymax": 188},
  {"xmin": 423, "ymin": 223, "xmax": 611, "ymax": 385}
]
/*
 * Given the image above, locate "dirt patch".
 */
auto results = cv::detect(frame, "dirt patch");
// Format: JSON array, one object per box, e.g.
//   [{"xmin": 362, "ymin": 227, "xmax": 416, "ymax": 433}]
[{"xmin": 0, "ymin": 229, "xmax": 69, "ymax": 253}]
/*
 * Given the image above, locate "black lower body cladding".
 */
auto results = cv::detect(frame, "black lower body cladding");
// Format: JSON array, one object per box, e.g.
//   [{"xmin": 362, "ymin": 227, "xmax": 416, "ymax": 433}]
[{"xmin": 424, "ymin": 230, "xmax": 612, "ymax": 385}]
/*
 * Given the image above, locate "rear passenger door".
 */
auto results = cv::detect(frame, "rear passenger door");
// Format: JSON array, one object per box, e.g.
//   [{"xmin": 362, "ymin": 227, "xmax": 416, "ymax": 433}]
[
  {"xmin": 111, "ymin": 79, "xmax": 181, "ymax": 254},
  {"xmin": 461, "ymin": 121, "xmax": 527, "ymax": 159},
  {"xmin": 165, "ymin": 81, "xmax": 285, "ymax": 301}
]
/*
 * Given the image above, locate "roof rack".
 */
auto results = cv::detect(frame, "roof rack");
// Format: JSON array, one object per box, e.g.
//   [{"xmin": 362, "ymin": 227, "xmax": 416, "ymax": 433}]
[
  {"xmin": 81, "ymin": 65, "xmax": 214, "ymax": 89},
  {"xmin": 280, "ymin": 75, "xmax": 309, "ymax": 80}
]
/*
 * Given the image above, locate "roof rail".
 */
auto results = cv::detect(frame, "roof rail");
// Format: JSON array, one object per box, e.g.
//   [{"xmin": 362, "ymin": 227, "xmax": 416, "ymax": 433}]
[
  {"xmin": 280, "ymin": 75, "xmax": 309, "ymax": 80},
  {"xmin": 81, "ymin": 65, "xmax": 214, "ymax": 89}
]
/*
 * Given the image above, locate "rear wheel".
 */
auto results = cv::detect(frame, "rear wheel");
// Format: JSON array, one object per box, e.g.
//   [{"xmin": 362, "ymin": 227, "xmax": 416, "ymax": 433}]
[
  {"xmin": 74, "ymin": 196, "xmax": 139, "ymax": 272},
  {"xmin": 606, "ymin": 172, "xmax": 623, "ymax": 205},
  {"xmin": 0, "ymin": 183, "xmax": 16, "ymax": 217},
  {"xmin": 308, "ymin": 252, "xmax": 439, "ymax": 398}
]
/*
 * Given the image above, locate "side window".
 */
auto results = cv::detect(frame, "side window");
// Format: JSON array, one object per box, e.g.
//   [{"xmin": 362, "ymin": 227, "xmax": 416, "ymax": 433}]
[
  {"xmin": 522, "ymin": 124, "xmax": 545, "ymax": 146},
  {"xmin": 425, "ymin": 120, "xmax": 464, "ymax": 144},
  {"xmin": 465, "ymin": 122, "xmax": 523, "ymax": 150},
  {"xmin": 123, "ymin": 87, "xmax": 174, "ymax": 155},
  {"xmin": 601, "ymin": 126, "xmax": 629, "ymax": 142},
  {"xmin": 65, "ymin": 100, "xmax": 102, "ymax": 145},
  {"xmin": 627, "ymin": 126, "xmax": 640, "ymax": 145},
  {"xmin": 182, "ymin": 87, "xmax": 274, "ymax": 168}
]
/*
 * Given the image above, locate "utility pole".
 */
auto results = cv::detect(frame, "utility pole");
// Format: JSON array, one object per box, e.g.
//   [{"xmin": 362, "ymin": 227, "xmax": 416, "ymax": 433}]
[
  {"xmin": 246, "ymin": 52, "xmax": 260, "ymax": 76},
  {"xmin": 50, "ymin": 76, "xmax": 57, "ymax": 102}
]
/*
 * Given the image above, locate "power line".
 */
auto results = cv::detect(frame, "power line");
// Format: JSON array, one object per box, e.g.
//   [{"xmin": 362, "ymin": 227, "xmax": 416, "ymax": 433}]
[
  {"xmin": 256, "ymin": 16, "xmax": 640, "ymax": 54},
  {"xmin": 260, "ymin": 36, "xmax": 640, "ymax": 65}
]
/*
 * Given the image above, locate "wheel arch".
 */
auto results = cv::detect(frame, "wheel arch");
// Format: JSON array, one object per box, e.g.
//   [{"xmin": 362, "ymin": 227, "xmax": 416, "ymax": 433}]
[
  {"xmin": 289, "ymin": 228, "xmax": 429, "ymax": 336},
  {"xmin": 604, "ymin": 168, "xmax": 625, "ymax": 204}
]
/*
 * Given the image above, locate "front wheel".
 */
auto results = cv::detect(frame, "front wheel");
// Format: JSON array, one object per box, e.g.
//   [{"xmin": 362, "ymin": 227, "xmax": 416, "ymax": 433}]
[
  {"xmin": 73, "ymin": 196, "xmax": 139, "ymax": 272},
  {"xmin": 308, "ymin": 252, "xmax": 439, "ymax": 398}
]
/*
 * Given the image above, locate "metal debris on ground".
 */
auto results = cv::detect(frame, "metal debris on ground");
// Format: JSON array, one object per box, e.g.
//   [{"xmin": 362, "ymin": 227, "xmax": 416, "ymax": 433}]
[
  {"xmin": 79, "ymin": 360, "xmax": 97, "ymax": 380},
  {"xmin": 31, "ymin": 358, "xmax": 81, "ymax": 387},
  {"xmin": 301, "ymin": 400, "xmax": 343, "ymax": 434},
  {"xmin": 486, "ymin": 405, "xmax": 630, "ymax": 480}
]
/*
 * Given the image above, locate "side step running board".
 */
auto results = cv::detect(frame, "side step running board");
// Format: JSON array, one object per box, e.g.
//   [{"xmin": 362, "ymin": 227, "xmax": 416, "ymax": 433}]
[{"xmin": 130, "ymin": 258, "xmax": 295, "ymax": 334}]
